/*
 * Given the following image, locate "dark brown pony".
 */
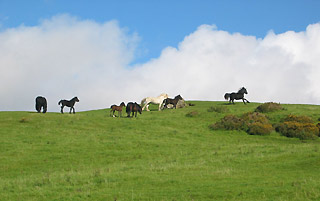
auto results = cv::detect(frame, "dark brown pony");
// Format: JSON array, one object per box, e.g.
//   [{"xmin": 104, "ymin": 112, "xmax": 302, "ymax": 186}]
[
  {"xmin": 110, "ymin": 102, "xmax": 125, "ymax": 117},
  {"xmin": 126, "ymin": 102, "xmax": 142, "ymax": 117}
]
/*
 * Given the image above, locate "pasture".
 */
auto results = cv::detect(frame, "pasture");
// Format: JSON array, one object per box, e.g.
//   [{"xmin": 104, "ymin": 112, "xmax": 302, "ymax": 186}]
[{"xmin": 1, "ymin": 101, "xmax": 320, "ymax": 200}]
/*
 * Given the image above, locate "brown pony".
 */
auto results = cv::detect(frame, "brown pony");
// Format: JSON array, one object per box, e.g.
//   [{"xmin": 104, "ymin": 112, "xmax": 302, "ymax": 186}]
[{"xmin": 110, "ymin": 102, "xmax": 126, "ymax": 117}]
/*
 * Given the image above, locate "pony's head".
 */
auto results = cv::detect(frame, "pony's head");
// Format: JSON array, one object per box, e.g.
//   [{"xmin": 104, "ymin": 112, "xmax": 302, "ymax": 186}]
[
  {"xmin": 74, "ymin": 97, "xmax": 80, "ymax": 102},
  {"xmin": 134, "ymin": 102, "xmax": 142, "ymax": 114},
  {"xmin": 238, "ymin": 87, "xmax": 248, "ymax": 94},
  {"xmin": 174, "ymin": 95, "xmax": 183, "ymax": 100},
  {"xmin": 120, "ymin": 102, "xmax": 126, "ymax": 107}
]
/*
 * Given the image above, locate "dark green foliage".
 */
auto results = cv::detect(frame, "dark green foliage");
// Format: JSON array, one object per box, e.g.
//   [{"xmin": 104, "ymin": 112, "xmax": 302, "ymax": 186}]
[
  {"xmin": 185, "ymin": 110, "xmax": 199, "ymax": 117},
  {"xmin": 209, "ymin": 114, "xmax": 244, "ymax": 130},
  {"xmin": 276, "ymin": 122, "xmax": 318, "ymax": 140},
  {"xmin": 207, "ymin": 106, "xmax": 229, "ymax": 113},
  {"xmin": 283, "ymin": 114, "xmax": 313, "ymax": 123},
  {"xmin": 247, "ymin": 122, "xmax": 273, "ymax": 136},
  {"xmin": 211, "ymin": 112, "xmax": 273, "ymax": 136},
  {"xmin": 255, "ymin": 102, "xmax": 284, "ymax": 113},
  {"xmin": 275, "ymin": 115, "xmax": 319, "ymax": 140}
]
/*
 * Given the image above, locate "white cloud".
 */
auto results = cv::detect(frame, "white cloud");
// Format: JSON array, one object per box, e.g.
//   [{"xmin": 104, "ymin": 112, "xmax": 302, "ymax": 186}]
[{"xmin": 0, "ymin": 15, "xmax": 319, "ymax": 112}]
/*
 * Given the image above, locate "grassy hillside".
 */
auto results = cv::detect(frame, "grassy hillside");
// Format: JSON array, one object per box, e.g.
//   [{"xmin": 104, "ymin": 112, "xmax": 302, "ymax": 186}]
[{"xmin": 1, "ymin": 101, "xmax": 320, "ymax": 201}]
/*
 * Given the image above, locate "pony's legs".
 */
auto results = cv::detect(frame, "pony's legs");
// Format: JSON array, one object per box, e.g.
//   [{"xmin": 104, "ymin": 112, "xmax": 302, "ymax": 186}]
[
  {"xmin": 142, "ymin": 102, "xmax": 150, "ymax": 111},
  {"xmin": 61, "ymin": 106, "xmax": 64, "ymax": 114},
  {"xmin": 243, "ymin": 98, "xmax": 250, "ymax": 104},
  {"xmin": 142, "ymin": 102, "xmax": 147, "ymax": 111}
]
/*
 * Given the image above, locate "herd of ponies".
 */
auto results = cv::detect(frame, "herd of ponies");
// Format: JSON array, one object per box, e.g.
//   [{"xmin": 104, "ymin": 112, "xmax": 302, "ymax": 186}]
[{"xmin": 35, "ymin": 87, "xmax": 250, "ymax": 117}]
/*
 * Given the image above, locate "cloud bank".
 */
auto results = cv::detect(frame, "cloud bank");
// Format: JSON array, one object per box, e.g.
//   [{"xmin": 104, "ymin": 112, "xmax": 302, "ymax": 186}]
[{"xmin": 0, "ymin": 15, "xmax": 320, "ymax": 112}]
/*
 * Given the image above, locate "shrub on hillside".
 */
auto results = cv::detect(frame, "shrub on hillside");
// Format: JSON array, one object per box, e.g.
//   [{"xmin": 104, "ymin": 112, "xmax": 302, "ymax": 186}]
[
  {"xmin": 207, "ymin": 106, "xmax": 229, "ymax": 113},
  {"xmin": 241, "ymin": 112, "xmax": 270, "ymax": 125},
  {"xmin": 247, "ymin": 122, "xmax": 273, "ymax": 136},
  {"xmin": 283, "ymin": 114, "xmax": 313, "ymax": 123},
  {"xmin": 275, "ymin": 114, "xmax": 319, "ymax": 140},
  {"xmin": 276, "ymin": 122, "xmax": 318, "ymax": 140},
  {"xmin": 186, "ymin": 111, "xmax": 199, "ymax": 117},
  {"xmin": 255, "ymin": 102, "xmax": 284, "ymax": 113},
  {"xmin": 241, "ymin": 112, "xmax": 273, "ymax": 135},
  {"xmin": 210, "ymin": 112, "xmax": 273, "ymax": 136},
  {"xmin": 209, "ymin": 115, "xmax": 244, "ymax": 130}
]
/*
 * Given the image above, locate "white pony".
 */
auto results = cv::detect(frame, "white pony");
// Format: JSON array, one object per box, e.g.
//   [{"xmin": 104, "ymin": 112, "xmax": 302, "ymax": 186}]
[{"xmin": 141, "ymin": 93, "xmax": 169, "ymax": 111}]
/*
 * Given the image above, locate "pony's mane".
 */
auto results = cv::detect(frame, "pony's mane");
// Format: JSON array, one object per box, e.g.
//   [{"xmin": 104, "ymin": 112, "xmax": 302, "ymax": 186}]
[{"xmin": 238, "ymin": 87, "xmax": 246, "ymax": 93}]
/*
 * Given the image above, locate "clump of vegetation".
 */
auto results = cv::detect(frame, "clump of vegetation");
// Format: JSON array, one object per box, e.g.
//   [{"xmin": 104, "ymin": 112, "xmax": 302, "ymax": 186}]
[
  {"xmin": 207, "ymin": 106, "xmax": 229, "ymax": 113},
  {"xmin": 209, "ymin": 115, "xmax": 244, "ymax": 130},
  {"xmin": 255, "ymin": 102, "xmax": 284, "ymax": 113},
  {"xmin": 242, "ymin": 112, "xmax": 273, "ymax": 135},
  {"xmin": 283, "ymin": 114, "xmax": 313, "ymax": 123},
  {"xmin": 275, "ymin": 115, "xmax": 319, "ymax": 140},
  {"xmin": 19, "ymin": 117, "xmax": 29, "ymax": 123},
  {"xmin": 210, "ymin": 112, "xmax": 273, "ymax": 136},
  {"xmin": 247, "ymin": 122, "xmax": 273, "ymax": 136},
  {"xmin": 186, "ymin": 111, "xmax": 199, "ymax": 117}
]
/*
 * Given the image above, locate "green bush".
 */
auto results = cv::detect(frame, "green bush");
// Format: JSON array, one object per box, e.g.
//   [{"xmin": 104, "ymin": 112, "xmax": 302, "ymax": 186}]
[
  {"xmin": 209, "ymin": 115, "xmax": 244, "ymax": 130},
  {"xmin": 186, "ymin": 111, "xmax": 199, "ymax": 117},
  {"xmin": 275, "ymin": 115, "xmax": 319, "ymax": 140},
  {"xmin": 210, "ymin": 112, "xmax": 273, "ymax": 136},
  {"xmin": 247, "ymin": 122, "xmax": 273, "ymax": 136},
  {"xmin": 207, "ymin": 106, "xmax": 229, "ymax": 113},
  {"xmin": 276, "ymin": 122, "xmax": 318, "ymax": 140},
  {"xmin": 283, "ymin": 114, "xmax": 313, "ymax": 123},
  {"xmin": 241, "ymin": 112, "xmax": 273, "ymax": 135},
  {"xmin": 241, "ymin": 112, "xmax": 270, "ymax": 125},
  {"xmin": 255, "ymin": 102, "xmax": 284, "ymax": 113}
]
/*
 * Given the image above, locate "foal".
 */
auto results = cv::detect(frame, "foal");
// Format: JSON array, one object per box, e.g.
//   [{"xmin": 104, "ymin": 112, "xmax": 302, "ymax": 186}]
[
  {"xmin": 58, "ymin": 97, "xmax": 80, "ymax": 114},
  {"xmin": 163, "ymin": 95, "xmax": 183, "ymax": 109},
  {"xmin": 110, "ymin": 102, "xmax": 126, "ymax": 117}
]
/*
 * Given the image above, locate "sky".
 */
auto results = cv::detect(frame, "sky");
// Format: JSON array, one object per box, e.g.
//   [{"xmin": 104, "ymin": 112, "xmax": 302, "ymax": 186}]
[{"xmin": 0, "ymin": 0, "xmax": 320, "ymax": 112}]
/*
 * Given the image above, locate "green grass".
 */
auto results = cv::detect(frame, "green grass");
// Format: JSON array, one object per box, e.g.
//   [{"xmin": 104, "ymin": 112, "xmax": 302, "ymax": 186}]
[{"xmin": 1, "ymin": 101, "xmax": 320, "ymax": 200}]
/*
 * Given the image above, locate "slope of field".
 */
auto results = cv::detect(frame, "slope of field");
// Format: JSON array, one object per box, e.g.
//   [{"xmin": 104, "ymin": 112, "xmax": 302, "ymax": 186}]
[{"xmin": 1, "ymin": 101, "xmax": 320, "ymax": 200}]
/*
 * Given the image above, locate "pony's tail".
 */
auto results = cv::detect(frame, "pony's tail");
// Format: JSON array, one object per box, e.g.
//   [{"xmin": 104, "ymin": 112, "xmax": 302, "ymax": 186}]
[
  {"xmin": 141, "ymin": 98, "xmax": 146, "ymax": 106},
  {"xmin": 224, "ymin": 93, "xmax": 230, "ymax": 100},
  {"xmin": 58, "ymin": 100, "xmax": 62, "ymax": 105}
]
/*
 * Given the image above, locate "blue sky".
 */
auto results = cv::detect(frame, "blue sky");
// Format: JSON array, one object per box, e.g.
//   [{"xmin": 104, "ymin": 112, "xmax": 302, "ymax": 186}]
[
  {"xmin": 1, "ymin": 0, "xmax": 320, "ymax": 111},
  {"xmin": 1, "ymin": 0, "xmax": 319, "ymax": 64}
]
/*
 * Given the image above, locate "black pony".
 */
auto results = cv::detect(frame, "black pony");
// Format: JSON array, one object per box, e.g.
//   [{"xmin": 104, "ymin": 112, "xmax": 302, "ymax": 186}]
[
  {"xmin": 224, "ymin": 87, "xmax": 250, "ymax": 104},
  {"xmin": 126, "ymin": 102, "xmax": 142, "ymax": 117},
  {"xmin": 163, "ymin": 95, "xmax": 183, "ymax": 109},
  {"xmin": 58, "ymin": 97, "xmax": 79, "ymax": 114},
  {"xmin": 35, "ymin": 96, "xmax": 47, "ymax": 113}
]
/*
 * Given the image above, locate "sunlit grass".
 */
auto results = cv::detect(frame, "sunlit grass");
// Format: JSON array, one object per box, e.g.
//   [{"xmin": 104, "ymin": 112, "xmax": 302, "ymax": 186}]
[{"xmin": 1, "ymin": 101, "xmax": 320, "ymax": 200}]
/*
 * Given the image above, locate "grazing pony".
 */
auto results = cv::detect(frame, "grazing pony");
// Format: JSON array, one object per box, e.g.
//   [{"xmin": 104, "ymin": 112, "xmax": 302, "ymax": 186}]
[
  {"xmin": 110, "ymin": 102, "xmax": 126, "ymax": 117},
  {"xmin": 58, "ymin": 97, "xmax": 79, "ymax": 114},
  {"xmin": 126, "ymin": 102, "xmax": 142, "ymax": 117},
  {"xmin": 141, "ymin": 93, "xmax": 169, "ymax": 111},
  {"xmin": 224, "ymin": 87, "xmax": 250, "ymax": 104},
  {"xmin": 163, "ymin": 95, "xmax": 183, "ymax": 109},
  {"xmin": 35, "ymin": 96, "xmax": 47, "ymax": 113}
]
